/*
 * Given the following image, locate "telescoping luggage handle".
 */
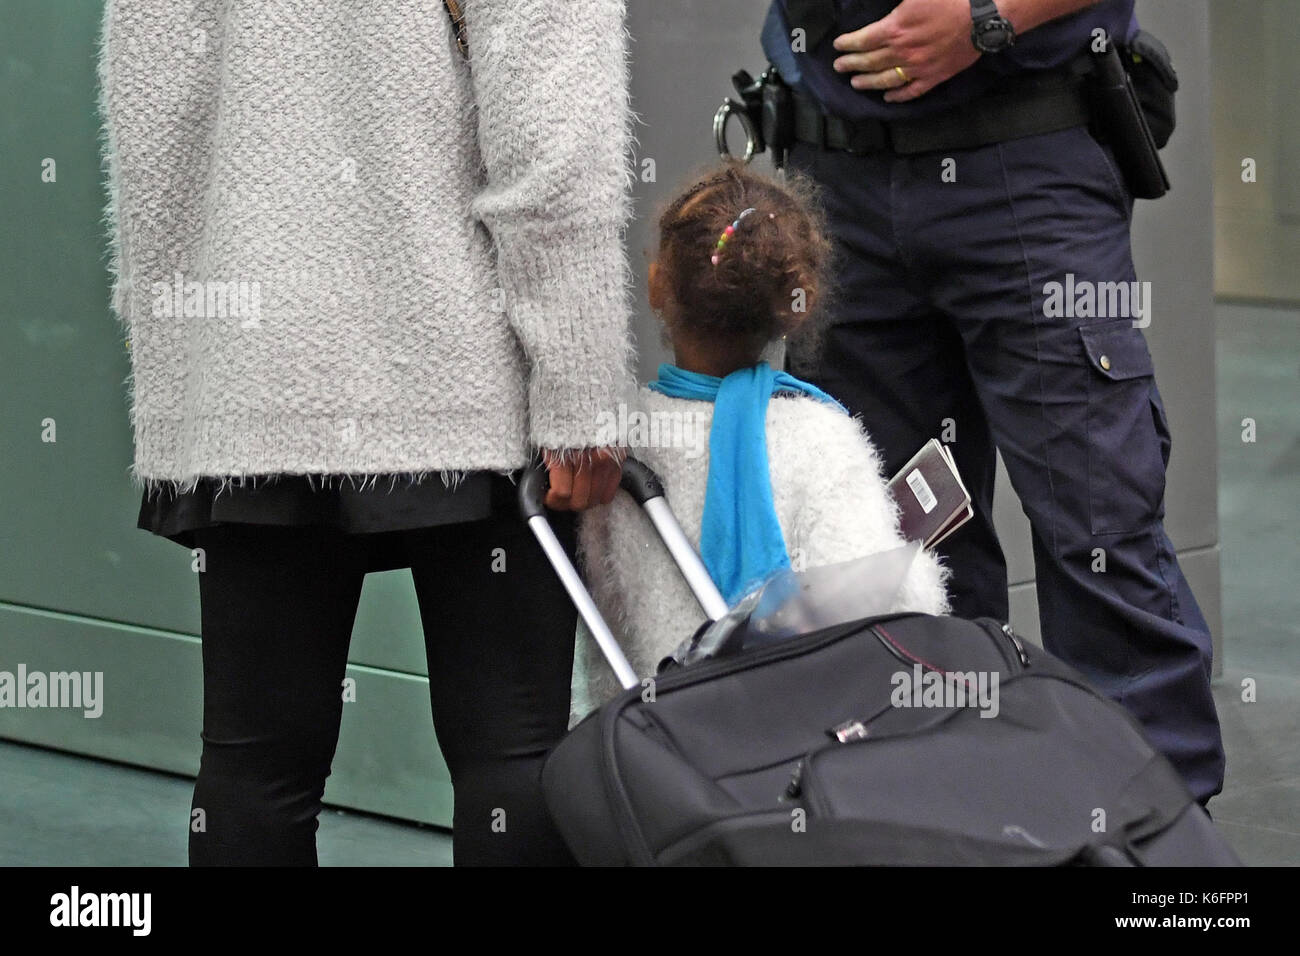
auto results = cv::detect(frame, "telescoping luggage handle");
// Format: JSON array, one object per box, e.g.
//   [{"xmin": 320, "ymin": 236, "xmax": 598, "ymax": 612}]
[{"xmin": 519, "ymin": 458, "xmax": 730, "ymax": 690}]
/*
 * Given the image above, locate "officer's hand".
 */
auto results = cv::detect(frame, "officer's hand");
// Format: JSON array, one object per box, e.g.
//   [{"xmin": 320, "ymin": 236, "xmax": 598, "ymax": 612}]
[
  {"xmin": 831, "ymin": 0, "xmax": 981, "ymax": 103},
  {"xmin": 542, "ymin": 447, "xmax": 625, "ymax": 512}
]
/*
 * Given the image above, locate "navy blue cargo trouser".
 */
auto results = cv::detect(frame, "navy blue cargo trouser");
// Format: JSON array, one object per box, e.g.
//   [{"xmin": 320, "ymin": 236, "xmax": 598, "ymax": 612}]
[{"xmin": 785, "ymin": 123, "xmax": 1225, "ymax": 803}]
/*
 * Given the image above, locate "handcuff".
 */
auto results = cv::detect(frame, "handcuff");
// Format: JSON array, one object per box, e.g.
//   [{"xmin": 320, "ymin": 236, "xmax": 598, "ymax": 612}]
[{"xmin": 713, "ymin": 66, "xmax": 794, "ymax": 170}]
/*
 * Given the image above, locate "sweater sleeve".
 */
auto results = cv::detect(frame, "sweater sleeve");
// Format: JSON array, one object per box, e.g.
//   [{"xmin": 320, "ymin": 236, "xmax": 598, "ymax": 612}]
[{"xmin": 462, "ymin": 0, "xmax": 635, "ymax": 451}]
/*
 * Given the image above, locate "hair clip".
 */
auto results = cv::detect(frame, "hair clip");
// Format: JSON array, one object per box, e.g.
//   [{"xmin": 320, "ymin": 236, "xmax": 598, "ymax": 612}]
[{"xmin": 711, "ymin": 207, "xmax": 758, "ymax": 266}]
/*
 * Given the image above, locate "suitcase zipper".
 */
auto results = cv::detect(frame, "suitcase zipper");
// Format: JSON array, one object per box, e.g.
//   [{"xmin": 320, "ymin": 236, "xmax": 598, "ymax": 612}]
[
  {"xmin": 782, "ymin": 760, "xmax": 804, "ymax": 801},
  {"xmin": 650, "ymin": 614, "xmax": 909, "ymax": 693},
  {"xmin": 598, "ymin": 707, "xmax": 658, "ymax": 866},
  {"xmin": 997, "ymin": 621, "xmax": 1031, "ymax": 669},
  {"xmin": 871, "ymin": 618, "xmax": 1028, "ymax": 676},
  {"xmin": 791, "ymin": 746, "xmax": 835, "ymax": 817}
]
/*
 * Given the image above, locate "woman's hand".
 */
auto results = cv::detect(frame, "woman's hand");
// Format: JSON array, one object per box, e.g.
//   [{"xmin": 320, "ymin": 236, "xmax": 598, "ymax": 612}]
[{"xmin": 542, "ymin": 447, "xmax": 625, "ymax": 511}]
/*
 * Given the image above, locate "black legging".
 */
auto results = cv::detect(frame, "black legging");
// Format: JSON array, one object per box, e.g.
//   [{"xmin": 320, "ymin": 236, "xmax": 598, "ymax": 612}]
[{"xmin": 188, "ymin": 501, "xmax": 578, "ymax": 866}]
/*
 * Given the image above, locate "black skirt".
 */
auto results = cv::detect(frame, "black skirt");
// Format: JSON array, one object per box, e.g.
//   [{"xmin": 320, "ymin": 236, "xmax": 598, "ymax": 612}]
[{"xmin": 138, "ymin": 471, "xmax": 508, "ymax": 548}]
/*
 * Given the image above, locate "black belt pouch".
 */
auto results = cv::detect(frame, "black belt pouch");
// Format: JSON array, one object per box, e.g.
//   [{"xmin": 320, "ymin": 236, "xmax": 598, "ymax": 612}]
[{"xmin": 1086, "ymin": 39, "xmax": 1171, "ymax": 200}]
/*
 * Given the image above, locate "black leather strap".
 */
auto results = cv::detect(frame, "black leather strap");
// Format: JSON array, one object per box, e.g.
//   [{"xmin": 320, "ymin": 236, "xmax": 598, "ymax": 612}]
[{"xmin": 793, "ymin": 70, "xmax": 1092, "ymax": 155}]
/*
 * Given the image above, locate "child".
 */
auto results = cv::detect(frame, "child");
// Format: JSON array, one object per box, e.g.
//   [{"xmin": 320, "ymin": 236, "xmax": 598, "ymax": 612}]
[{"xmin": 573, "ymin": 162, "xmax": 950, "ymax": 722}]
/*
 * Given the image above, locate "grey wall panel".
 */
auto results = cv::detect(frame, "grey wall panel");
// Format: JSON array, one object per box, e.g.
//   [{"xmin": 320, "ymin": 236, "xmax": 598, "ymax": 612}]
[
  {"xmin": 1130, "ymin": 0, "xmax": 1219, "ymax": 554},
  {"xmin": 626, "ymin": 1, "xmax": 774, "ymax": 373},
  {"xmin": 0, "ymin": 607, "xmax": 204, "ymax": 774},
  {"xmin": 1211, "ymin": 0, "xmax": 1300, "ymax": 301},
  {"xmin": 0, "ymin": 4, "xmax": 201, "ymax": 638},
  {"xmin": 994, "ymin": 462, "xmax": 1036, "ymax": 585},
  {"xmin": 326, "ymin": 665, "xmax": 452, "ymax": 826},
  {"xmin": 1130, "ymin": 0, "xmax": 1223, "ymax": 665},
  {"xmin": 348, "ymin": 572, "xmax": 430, "ymax": 676},
  {"xmin": 0, "ymin": 603, "xmax": 453, "ymax": 826}
]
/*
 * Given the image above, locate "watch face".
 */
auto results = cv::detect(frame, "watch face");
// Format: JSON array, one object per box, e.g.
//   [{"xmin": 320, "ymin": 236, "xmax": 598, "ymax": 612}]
[{"xmin": 973, "ymin": 17, "xmax": 1016, "ymax": 52}]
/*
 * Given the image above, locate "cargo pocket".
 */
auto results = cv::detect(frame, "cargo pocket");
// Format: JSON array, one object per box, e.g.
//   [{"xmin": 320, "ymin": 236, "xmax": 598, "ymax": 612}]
[{"xmin": 1079, "ymin": 320, "xmax": 1167, "ymax": 535}]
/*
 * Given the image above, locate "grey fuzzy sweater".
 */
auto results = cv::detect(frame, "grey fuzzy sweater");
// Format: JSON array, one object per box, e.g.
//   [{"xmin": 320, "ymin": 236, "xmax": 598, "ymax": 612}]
[{"xmin": 99, "ymin": 0, "xmax": 634, "ymax": 487}]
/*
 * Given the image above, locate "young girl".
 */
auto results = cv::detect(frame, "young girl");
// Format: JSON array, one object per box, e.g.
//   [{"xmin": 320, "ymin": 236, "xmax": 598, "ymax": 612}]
[{"xmin": 572, "ymin": 163, "xmax": 951, "ymax": 721}]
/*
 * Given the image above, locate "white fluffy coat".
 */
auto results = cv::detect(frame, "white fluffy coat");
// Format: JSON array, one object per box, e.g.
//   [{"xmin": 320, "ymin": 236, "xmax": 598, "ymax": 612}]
[{"xmin": 573, "ymin": 388, "xmax": 951, "ymax": 723}]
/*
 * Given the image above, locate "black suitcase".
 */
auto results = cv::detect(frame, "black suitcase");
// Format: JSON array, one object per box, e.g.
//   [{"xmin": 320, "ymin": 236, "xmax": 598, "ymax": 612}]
[{"xmin": 521, "ymin": 460, "xmax": 1240, "ymax": 867}]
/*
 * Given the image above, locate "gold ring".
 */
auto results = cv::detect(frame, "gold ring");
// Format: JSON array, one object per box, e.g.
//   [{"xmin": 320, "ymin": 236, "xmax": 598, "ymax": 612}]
[{"xmin": 894, "ymin": 65, "xmax": 911, "ymax": 84}]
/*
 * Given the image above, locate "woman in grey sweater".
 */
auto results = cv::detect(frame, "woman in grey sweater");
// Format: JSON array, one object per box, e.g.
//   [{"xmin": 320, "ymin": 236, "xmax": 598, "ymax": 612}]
[{"xmin": 99, "ymin": 0, "xmax": 633, "ymax": 865}]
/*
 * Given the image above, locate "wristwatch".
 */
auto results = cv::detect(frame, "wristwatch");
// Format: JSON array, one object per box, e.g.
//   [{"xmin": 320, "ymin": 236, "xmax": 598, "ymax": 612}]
[{"xmin": 970, "ymin": 0, "xmax": 1017, "ymax": 53}]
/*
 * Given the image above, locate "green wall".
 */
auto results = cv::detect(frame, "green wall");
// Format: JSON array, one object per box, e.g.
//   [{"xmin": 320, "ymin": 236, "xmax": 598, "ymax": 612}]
[{"xmin": 0, "ymin": 1, "xmax": 452, "ymax": 828}]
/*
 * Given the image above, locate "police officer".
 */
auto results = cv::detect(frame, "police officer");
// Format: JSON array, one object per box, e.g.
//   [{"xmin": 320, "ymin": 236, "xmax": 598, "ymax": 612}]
[{"xmin": 762, "ymin": 0, "xmax": 1224, "ymax": 804}]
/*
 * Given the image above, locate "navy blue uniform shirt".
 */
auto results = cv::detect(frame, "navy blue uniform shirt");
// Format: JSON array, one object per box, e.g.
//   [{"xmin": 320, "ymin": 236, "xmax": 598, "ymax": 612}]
[{"xmin": 763, "ymin": 0, "xmax": 1135, "ymax": 120}]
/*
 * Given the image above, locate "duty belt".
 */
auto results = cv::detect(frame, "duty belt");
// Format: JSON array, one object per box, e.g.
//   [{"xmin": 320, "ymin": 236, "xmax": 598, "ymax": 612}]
[
  {"xmin": 792, "ymin": 73, "xmax": 1093, "ymax": 156},
  {"xmin": 714, "ymin": 46, "xmax": 1168, "ymax": 197}
]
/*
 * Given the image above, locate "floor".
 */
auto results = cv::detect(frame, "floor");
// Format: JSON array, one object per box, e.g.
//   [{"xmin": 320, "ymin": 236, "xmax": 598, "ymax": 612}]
[{"xmin": 0, "ymin": 302, "xmax": 1295, "ymax": 867}]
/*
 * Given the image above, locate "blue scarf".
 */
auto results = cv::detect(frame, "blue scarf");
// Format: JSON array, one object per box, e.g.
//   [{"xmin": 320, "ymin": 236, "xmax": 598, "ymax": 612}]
[{"xmin": 649, "ymin": 361, "xmax": 846, "ymax": 604}]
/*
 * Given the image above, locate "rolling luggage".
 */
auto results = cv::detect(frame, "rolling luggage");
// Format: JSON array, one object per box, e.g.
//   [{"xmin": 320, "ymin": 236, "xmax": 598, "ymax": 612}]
[{"xmin": 521, "ymin": 460, "xmax": 1240, "ymax": 867}]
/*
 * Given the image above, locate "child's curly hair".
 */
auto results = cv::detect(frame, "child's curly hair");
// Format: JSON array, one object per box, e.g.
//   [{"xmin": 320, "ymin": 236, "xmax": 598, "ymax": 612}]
[{"xmin": 656, "ymin": 161, "xmax": 832, "ymax": 345}]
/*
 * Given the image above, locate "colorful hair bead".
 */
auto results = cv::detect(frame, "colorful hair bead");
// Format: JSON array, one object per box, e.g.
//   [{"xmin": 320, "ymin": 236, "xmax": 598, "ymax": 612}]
[{"xmin": 711, "ymin": 207, "xmax": 757, "ymax": 266}]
